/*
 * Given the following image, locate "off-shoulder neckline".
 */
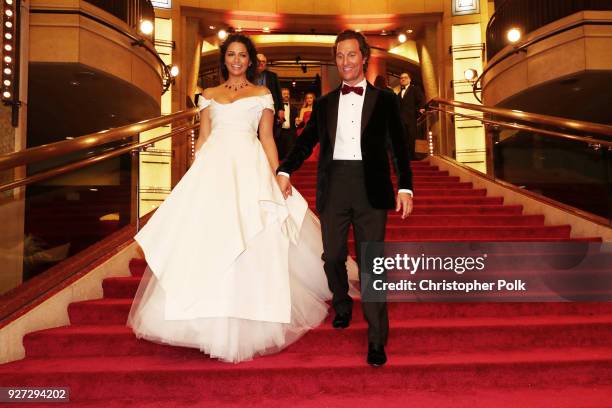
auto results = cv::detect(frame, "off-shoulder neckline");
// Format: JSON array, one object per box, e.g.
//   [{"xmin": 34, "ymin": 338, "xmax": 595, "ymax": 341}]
[{"xmin": 203, "ymin": 94, "xmax": 271, "ymax": 106}]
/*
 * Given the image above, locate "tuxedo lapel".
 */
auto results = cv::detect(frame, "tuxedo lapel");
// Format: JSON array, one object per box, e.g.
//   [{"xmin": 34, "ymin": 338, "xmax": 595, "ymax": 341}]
[
  {"xmin": 361, "ymin": 82, "xmax": 379, "ymax": 136},
  {"xmin": 326, "ymin": 87, "xmax": 341, "ymax": 150}
]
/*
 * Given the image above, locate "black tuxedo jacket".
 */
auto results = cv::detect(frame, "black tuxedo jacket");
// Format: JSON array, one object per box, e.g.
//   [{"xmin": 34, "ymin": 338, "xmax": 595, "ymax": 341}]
[
  {"xmin": 278, "ymin": 82, "xmax": 413, "ymax": 213},
  {"xmin": 261, "ymin": 70, "xmax": 284, "ymax": 114},
  {"xmin": 398, "ymin": 84, "xmax": 425, "ymax": 121},
  {"xmin": 280, "ymin": 104, "xmax": 298, "ymax": 131}
]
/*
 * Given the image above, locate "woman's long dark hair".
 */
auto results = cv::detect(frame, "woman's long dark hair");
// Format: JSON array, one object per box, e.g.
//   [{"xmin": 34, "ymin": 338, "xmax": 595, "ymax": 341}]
[{"xmin": 219, "ymin": 34, "xmax": 258, "ymax": 82}]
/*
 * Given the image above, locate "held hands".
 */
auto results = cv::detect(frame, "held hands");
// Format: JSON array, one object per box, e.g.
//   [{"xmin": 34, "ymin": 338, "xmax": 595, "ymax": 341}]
[
  {"xmin": 396, "ymin": 192, "xmax": 413, "ymax": 219},
  {"xmin": 276, "ymin": 174, "xmax": 293, "ymax": 199}
]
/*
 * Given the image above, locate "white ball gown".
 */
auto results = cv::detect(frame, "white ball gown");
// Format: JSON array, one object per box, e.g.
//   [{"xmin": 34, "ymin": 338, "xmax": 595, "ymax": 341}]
[{"xmin": 127, "ymin": 93, "xmax": 332, "ymax": 363}]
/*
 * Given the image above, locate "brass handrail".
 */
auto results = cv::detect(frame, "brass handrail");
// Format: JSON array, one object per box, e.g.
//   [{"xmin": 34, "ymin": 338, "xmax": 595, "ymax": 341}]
[
  {"xmin": 429, "ymin": 106, "xmax": 612, "ymax": 148},
  {"xmin": 430, "ymin": 98, "xmax": 612, "ymax": 139},
  {"xmin": 0, "ymin": 124, "xmax": 199, "ymax": 193},
  {"xmin": 0, "ymin": 108, "xmax": 199, "ymax": 172}
]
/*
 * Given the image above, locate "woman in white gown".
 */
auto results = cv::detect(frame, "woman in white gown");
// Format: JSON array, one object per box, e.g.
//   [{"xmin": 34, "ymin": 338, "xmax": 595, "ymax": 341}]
[{"xmin": 127, "ymin": 34, "xmax": 333, "ymax": 363}]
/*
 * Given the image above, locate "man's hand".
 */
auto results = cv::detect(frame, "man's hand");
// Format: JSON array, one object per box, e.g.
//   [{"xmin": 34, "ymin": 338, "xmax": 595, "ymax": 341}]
[
  {"xmin": 419, "ymin": 108, "xmax": 426, "ymax": 115},
  {"xmin": 276, "ymin": 174, "xmax": 292, "ymax": 199},
  {"xmin": 395, "ymin": 192, "xmax": 413, "ymax": 219},
  {"xmin": 277, "ymin": 110, "xmax": 285, "ymax": 124}
]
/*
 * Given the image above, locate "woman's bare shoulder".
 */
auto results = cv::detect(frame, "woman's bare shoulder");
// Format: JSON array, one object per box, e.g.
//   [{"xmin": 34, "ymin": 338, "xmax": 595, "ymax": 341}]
[
  {"xmin": 253, "ymin": 85, "xmax": 271, "ymax": 96},
  {"xmin": 202, "ymin": 86, "xmax": 223, "ymax": 99}
]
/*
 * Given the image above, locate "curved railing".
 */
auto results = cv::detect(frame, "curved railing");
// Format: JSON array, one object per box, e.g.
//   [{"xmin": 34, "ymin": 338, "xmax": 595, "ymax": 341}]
[
  {"xmin": 420, "ymin": 98, "xmax": 612, "ymax": 225},
  {"xmin": 486, "ymin": 0, "xmax": 612, "ymax": 60},
  {"xmin": 30, "ymin": 1, "xmax": 172, "ymax": 93},
  {"xmin": 84, "ymin": 0, "xmax": 155, "ymax": 33}
]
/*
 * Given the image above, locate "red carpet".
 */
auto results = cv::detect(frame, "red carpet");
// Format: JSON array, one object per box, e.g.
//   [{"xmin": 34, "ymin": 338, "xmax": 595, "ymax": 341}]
[{"xmin": 1, "ymin": 160, "xmax": 611, "ymax": 407}]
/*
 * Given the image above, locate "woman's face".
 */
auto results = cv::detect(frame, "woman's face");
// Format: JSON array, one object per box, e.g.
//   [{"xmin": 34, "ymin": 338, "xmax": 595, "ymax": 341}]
[
  {"xmin": 225, "ymin": 41, "xmax": 249, "ymax": 78},
  {"xmin": 306, "ymin": 94, "xmax": 314, "ymax": 106}
]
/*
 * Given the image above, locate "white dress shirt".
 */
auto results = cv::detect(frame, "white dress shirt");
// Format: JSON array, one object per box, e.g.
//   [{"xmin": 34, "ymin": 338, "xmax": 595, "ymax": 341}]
[
  {"xmin": 333, "ymin": 79, "xmax": 367, "ymax": 160},
  {"xmin": 282, "ymin": 102, "xmax": 291, "ymax": 129}
]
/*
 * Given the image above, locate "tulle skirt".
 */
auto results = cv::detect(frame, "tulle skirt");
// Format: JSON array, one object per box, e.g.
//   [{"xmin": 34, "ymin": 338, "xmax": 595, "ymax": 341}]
[{"xmin": 127, "ymin": 210, "xmax": 334, "ymax": 363}]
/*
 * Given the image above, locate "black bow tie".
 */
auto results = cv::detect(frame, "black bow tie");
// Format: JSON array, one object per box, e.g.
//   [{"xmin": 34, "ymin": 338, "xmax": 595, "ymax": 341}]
[
  {"xmin": 341, "ymin": 84, "xmax": 364, "ymax": 95},
  {"xmin": 401, "ymin": 86, "xmax": 406, "ymax": 90}
]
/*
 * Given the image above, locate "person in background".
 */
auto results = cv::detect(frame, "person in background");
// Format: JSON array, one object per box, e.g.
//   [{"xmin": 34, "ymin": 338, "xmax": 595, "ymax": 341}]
[
  {"xmin": 397, "ymin": 72, "xmax": 425, "ymax": 159},
  {"xmin": 374, "ymin": 75, "xmax": 401, "ymax": 171},
  {"xmin": 373, "ymin": 75, "xmax": 393, "ymax": 92},
  {"xmin": 278, "ymin": 87, "xmax": 298, "ymax": 160},
  {"xmin": 256, "ymin": 53, "xmax": 285, "ymax": 132},
  {"xmin": 296, "ymin": 92, "xmax": 318, "ymax": 162}
]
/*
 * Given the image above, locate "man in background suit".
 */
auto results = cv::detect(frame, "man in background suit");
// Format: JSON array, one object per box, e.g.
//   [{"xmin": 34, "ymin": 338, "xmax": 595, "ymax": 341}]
[
  {"xmin": 256, "ymin": 53, "xmax": 285, "ymax": 132},
  {"xmin": 397, "ymin": 72, "xmax": 425, "ymax": 158},
  {"xmin": 277, "ymin": 87, "xmax": 298, "ymax": 160}
]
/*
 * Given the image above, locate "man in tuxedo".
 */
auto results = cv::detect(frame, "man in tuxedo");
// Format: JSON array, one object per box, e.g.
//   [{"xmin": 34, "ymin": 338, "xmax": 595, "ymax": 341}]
[
  {"xmin": 256, "ymin": 53, "xmax": 285, "ymax": 131},
  {"xmin": 276, "ymin": 30, "xmax": 413, "ymax": 367},
  {"xmin": 397, "ymin": 72, "xmax": 426, "ymax": 158},
  {"xmin": 277, "ymin": 88, "xmax": 298, "ymax": 160}
]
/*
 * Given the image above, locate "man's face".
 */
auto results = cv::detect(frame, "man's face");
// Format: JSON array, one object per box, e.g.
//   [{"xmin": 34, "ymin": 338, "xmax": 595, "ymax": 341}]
[
  {"xmin": 256, "ymin": 55, "xmax": 267, "ymax": 74},
  {"xmin": 335, "ymin": 39, "xmax": 366, "ymax": 85},
  {"xmin": 282, "ymin": 89, "xmax": 290, "ymax": 103},
  {"xmin": 400, "ymin": 73, "xmax": 411, "ymax": 87}
]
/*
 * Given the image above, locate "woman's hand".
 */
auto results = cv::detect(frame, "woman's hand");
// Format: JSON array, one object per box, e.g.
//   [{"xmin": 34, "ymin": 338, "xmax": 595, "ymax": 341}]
[{"xmin": 276, "ymin": 175, "xmax": 292, "ymax": 199}]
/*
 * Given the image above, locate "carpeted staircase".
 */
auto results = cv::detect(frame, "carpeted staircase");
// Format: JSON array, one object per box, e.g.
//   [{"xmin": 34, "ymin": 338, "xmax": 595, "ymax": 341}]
[{"xmin": 1, "ymin": 160, "xmax": 611, "ymax": 407}]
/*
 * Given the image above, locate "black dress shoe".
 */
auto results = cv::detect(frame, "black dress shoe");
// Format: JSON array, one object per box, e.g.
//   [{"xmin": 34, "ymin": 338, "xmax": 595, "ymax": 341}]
[
  {"xmin": 367, "ymin": 343, "xmax": 387, "ymax": 367},
  {"xmin": 332, "ymin": 312, "xmax": 351, "ymax": 329}
]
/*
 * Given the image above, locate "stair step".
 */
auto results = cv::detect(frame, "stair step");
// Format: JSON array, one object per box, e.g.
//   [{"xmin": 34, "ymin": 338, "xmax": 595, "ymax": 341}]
[
  {"xmin": 67, "ymin": 298, "xmax": 612, "ymax": 326},
  {"xmin": 1, "ymin": 349, "xmax": 611, "ymax": 401},
  {"xmin": 294, "ymin": 181, "xmax": 475, "ymax": 190},
  {"xmin": 385, "ymin": 214, "xmax": 545, "ymax": 226},
  {"xmin": 24, "ymin": 315, "xmax": 612, "ymax": 358},
  {"xmin": 297, "ymin": 188, "xmax": 488, "ymax": 197},
  {"xmin": 384, "ymin": 225, "xmax": 571, "ymax": 240},
  {"xmin": 305, "ymin": 204, "xmax": 525, "ymax": 216},
  {"xmin": 103, "ymin": 277, "xmax": 142, "ymax": 298},
  {"xmin": 293, "ymin": 170, "xmax": 450, "ymax": 177}
]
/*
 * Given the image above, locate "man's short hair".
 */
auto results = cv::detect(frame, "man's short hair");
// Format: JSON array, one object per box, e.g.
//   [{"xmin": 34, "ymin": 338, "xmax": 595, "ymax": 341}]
[{"xmin": 333, "ymin": 30, "xmax": 370, "ymax": 71}]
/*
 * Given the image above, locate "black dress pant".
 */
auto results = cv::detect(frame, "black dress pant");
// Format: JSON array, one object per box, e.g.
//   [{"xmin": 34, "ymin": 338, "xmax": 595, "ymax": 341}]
[
  {"xmin": 402, "ymin": 118, "xmax": 417, "ymax": 159},
  {"xmin": 277, "ymin": 128, "xmax": 296, "ymax": 160},
  {"xmin": 320, "ymin": 160, "xmax": 389, "ymax": 345}
]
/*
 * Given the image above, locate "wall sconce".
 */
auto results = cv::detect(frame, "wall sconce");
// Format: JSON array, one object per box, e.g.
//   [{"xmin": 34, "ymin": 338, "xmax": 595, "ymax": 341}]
[
  {"xmin": 507, "ymin": 28, "xmax": 521, "ymax": 44},
  {"xmin": 139, "ymin": 19, "xmax": 154, "ymax": 36},
  {"xmin": 464, "ymin": 68, "xmax": 478, "ymax": 82},
  {"xmin": 162, "ymin": 64, "xmax": 179, "ymax": 94}
]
